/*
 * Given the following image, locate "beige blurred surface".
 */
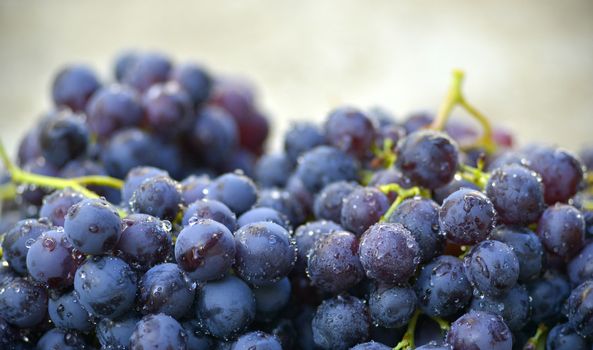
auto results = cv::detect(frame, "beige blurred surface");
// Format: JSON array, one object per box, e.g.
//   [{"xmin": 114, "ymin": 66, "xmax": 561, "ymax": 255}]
[{"xmin": 0, "ymin": 0, "xmax": 592, "ymax": 155}]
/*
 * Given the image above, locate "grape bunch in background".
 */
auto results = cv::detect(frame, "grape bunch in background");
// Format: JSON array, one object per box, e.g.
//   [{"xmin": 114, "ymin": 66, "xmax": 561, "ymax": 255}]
[{"xmin": 0, "ymin": 52, "xmax": 592, "ymax": 350}]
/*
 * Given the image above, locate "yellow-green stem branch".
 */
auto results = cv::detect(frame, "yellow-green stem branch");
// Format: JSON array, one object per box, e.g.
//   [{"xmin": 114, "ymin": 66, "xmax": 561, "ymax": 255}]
[
  {"xmin": 379, "ymin": 184, "xmax": 424, "ymax": 222},
  {"xmin": 393, "ymin": 310, "xmax": 421, "ymax": 350},
  {"xmin": 431, "ymin": 316, "xmax": 451, "ymax": 333},
  {"xmin": 523, "ymin": 323, "xmax": 548, "ymax": 350}
]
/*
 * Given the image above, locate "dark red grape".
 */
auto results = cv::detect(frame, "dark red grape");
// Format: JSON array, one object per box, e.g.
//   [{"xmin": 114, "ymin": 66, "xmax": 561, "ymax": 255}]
[{"xmin": 324, "ymin": 106, "xmax": 376, "ymax": 160}]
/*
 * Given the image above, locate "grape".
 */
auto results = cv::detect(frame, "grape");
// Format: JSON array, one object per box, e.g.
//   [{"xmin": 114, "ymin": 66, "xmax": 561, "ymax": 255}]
[
  {"xmin": 285, "ymin": 174, "xmax": 315, "ymax": 213},
  {"xmin": 36, "ymin": 328, "xmax": 88, "ymax": 350},
  {"xmin": 0, "ymin": 317, "xmax": 17, "ymax": 348},
  {"xmin": 130, "ymin": 175, "xmax": 183, "ymax": 221},
  {"xmin": 485, "ymin": 164, "xmax": 545, "ymax": 226},
  {"xmin": 395, "ymin": 130, "xmax": 459, "ymax": 189},
  {"xmin": 74, "ymin": 256, "xmax": 137, "ymax": 319},
  {"xmin": 231, "ymin": 331, "xmax": 282, "ymax": 350},
  {"xmin": 311, "ymin": 295, "xmax": 370, "ymax": 350},
  {"xmin": 171, "ymin": 62, "xmax": 212, "ymax": 108},
  {"xmin": 20, "ymin": 157, "xmax": 59, "ymax": 206},
  {"xmin": 486, "ymin": 150, "xmax": 528, "ymax": 172},
  {"xmin": 307, "ymin": 231, "xmax": 364, "ymax": 294},
  {"xmin": 129, "ymin": 313, "xmax": 187, "ymax": 349},
  {"xmin": 253, "ymin": 277, "xmax": 291, "ymax": 320},
  {"xmin": 568, "ymin": 240, "xmax": 593, "ymax": 286},
  {"xmin": 26, "ymin": 229, "xmax": 78, "ymax": 289},
  {"xmin": 190, "ymin": 107, "xmax": 240, "ymax": 168},
  {"xmin": 527, "ymin": 272, "xmax": 571, "ymax": 324},
  {"xmin": 414, "ymin": 255, "xmax": 472, "ymax": 317},
  {"xmin": 368, "ymin": 283, "xmax": 416, "ymax": 328},
  {"xmin": 205, "ymin": 173, "xmax": 258, "ymax": 215},
  {"xmin": 340, "ymin": 187, "xmax": 390, "ymax": 236},
  {"xmin": 39, "ymin": 113, "xmax": 90, "ymax": 168},
  {"xmin": 446, "ymin": 311, "xmax": 512, "ymax": 350},
  {"xmin": 101, "ymin": 128, "xmax": 162, "ymax": 179},
  {"xmin": 122, "ymin": 51, "xmax": 172, "ymax": 92},
  {"xmin": 115, "ymin": 213, "xmax": 172, "ymax": 271},
  {"xmin": 324, "ymin": 106, "xmax": 376, "ymax": 160},
  {"xmin": 490, "ymin": 225, "xmax": 544, "ymax": 282},
  {"xmin": 313, "ymin": 181, "xmax": 359, "ymax": 223},
  {"xmin": 283, "ymin": 122, "xmax": 326, "ymax": 164},
  {"xmin": 39, "ymin": 189, "xmax": 84, "ymax": 227},
  {"xmin": 0, "ymin": 277, "xmax": 47, "ymax": 327},
  {"xmin": 96, "ymin": 314, "xmax": 140, "ymax": 349},
  {"xmin": 180, "ymin": 174, "xmax": 210, "ymax": 204},
  {"xmin": 567, "ymin": 280, "xmax": 593, "ymax": 337},
  {"xmin": 182, "ymin": 320, "xmax": 215, "ymax": 350},
  {"xmin": 415, "ymin": 344, "xmax": 453, "ymax": 350},
  {"xmin": 86, "ymin": 84, "xmax": 144, "ymax": 140},
  {"xmin": 182, "ymin": 199, "xmax": 237, "ymax": 231},
  {"xmin": 470, "ymin": 284, "xmax": 530, "ymax": 331},
  {"xmin": 536, "ymin": 204, "xmax": 585, "ymax": 260},
  {"xmin": 256, "ymin": 188, "xmax": 306, "ymax": 226},
  {"xmin": 439, "ymin": 188, "xmax": 496, "ymax": 245},
  {"xmin": 195, "ymin": 276, "xmax": 256, "ymax": 339},
  {"xmin": 60, "ymin": 158, "xmax": 121, "ymax": 203},
  {"xmin": 237, "ymin": 207, "xmax": 291, "ymax": 231},
  {"xmin": 48, "ymin": 290, "xmax": 94, "ymax": 332},
  {"xmin": 294, "ymin": 220, "xmax": 343, "ymax": 268},
  {"xmin": 294, "ymin": 146, "xmax": 359, "ymax": 193},
  {"xmin": 64, "ymin": 198, "xmax": 122, "ymax": 255},
  {"xmin": 351, "ymin": 341, "xmax": 392, "ymax": 350},
  {"xmin": 525, "ymin": 145, "xmax": 584, "ymax": 204},
  {"xmin": 464, "ymin": 240, "xmax": 520, "ymax": 296},
  {"xmin": 17, "ymin": 126, "xmax": 42, "ymax": 166},
  {"xmin": 113, "ymin": 50, "xmax": 138, "ymax": 82},
  {"xmin": 223, "ymin": 149, "xmax": 257, "ymax": 177},
  {"xmin": 52, "ymin": 64, "xmax": 100, "ymax": 111},
  {"xmin": 359, "ymin": 222, "xmax": 420, "ymax": 284},
  {"xmin": 138, "ymin": 263, "xmax": 195, "ymax": 319},
  {"xmin": 546, "ymin": 323, "xmax": 588, "ymax": 350},
  {"xmin": 121, "ymin": 166, "xmax": 169, "ymax": 204},
  {"xmin": 254, "ymin": 153, "xmax": 293, "ymax": 188},
  {"xmin": 234, "ymin": 221, "xmax": 296, "ymax": 286},
  {"xmin": 2, "ymin": 218, "xmax": 52, "ymax": 275},
  {"xmin": 386, "ymin": 197, "xmax": 444, "ymax": 263},
  {"xmin": 368, "ymin": 169, "xmax": 413, "ymax": 197},
  {"xmin": 175, "ymin": 218, "xmax": 235, "ymax": 282}
]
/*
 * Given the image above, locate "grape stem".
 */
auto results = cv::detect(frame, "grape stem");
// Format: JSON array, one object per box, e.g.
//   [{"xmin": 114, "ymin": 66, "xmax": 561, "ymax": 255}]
[
  {"xmin": 458, "ymin": 164, "xmax": 490, "ymax": 190},
  {"xmin": 523, "ymin": 323, "xmax": 548, "ymax": 350},
  {"xmin": 379, "ymin": 184, "xmax": 426, "ymax": 221},
  {"xmin": 371, "ymin": 138, "xmax": 397, "ymax": 169},
  {"xmin": 393, "ymin": 310, "xmax": 421, "ymax": 350},
  {"xmin": 430, "ymin": 69, "xmax": 496, "ymax": 154},
  {"xmin": 431, "ymin": 316, "xmax": 451, "ymax": 333}
]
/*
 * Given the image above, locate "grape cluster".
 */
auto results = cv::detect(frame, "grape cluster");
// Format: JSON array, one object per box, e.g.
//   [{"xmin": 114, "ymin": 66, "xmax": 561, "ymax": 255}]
[{"xmin": 0, "ymin": 52, "xmax": 593, "ymax": 350}]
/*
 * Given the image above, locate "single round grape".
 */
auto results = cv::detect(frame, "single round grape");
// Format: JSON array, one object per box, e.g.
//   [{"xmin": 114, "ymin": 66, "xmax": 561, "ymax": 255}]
[
  {"xmin": 115, "ymin": 213, "xmax": 172, "ymax": 271},
  {"xmin": 180, "ymin": 174, "xmax": 210, "ymax": 204},
  {"xmin": 470, "ymin": 284, "xmax": 531, "ymax": 331},
  {"xmin": 36, "ymin": 328, "xmax": 88, "ymax": 350},
  {"xmin": 96, "ymin": 314, "xmax": 141, "ymax": 349},
  {"xmin": 39, "ymin": 114, "xmax": 90, "ymax": 168},
  {"xmin": 525, "ymin": 145, "xmax": 584, "ymax": 204},
  {"xmin": 395, "ymin": 130, "xmax": 459, "ymax": 189},
  {"xmin": 130, "ymin": 175, "xmax": 183, "ymax": 221},
  {"xmin": 171, "ymin": 61, "xmax": 212, "ymax": 107},
  {"xmin": 527, "ymin": 272, "xmax": 571, "ymax": 325},
  {"xmin": 122, "ymin": 51, "xmax": 172, "ymax": 92},
  {"xmin": 52, "ymin": 64, "xmax": 100, "ymax": 111},
  {"xmin": 121, "ymin": 166, "xmax": 169, "ymax": 204},
  {"xmin": 464, "ymin": 240, "xmax": 520, "ymax": 297},
  {"xmin": 237, "ymin": 207, "xmax": 291, "ymax": 231},
  {"xmin": 285, "ymin": 174, "xmax": 314, "ymax": 214},
  {"xmin": 567, "ymin": 280, "xmax": 593, "ymax": 337},
  {"xmin": 39, "ymin": 189, "xmax": 84, "ymax": 227},
  {"xmin": 74, "ymin": 256, "xmax": 137, "ymax": 319},
  {"xmin": 369, "ymin": 283, "xmax": 416, "ymax": 328},
  {"xmin": 568, "ymin": 240, "xmax": 593, "ymax": 286},
  {"xmin": 439, "ymin": 188, "xmax": 496, "ymax": 245},
  {"xmin": 101, "ymin": 128, "xmax": 163, "ymax": 179},
  {"xmin": 294, "ymin": 220, "xmax": 343, "ymax": 268},
  {"xmin": 485, "ymin": 164, "xmax": 545, "ymax": 226},
  {"xmin": 26, "ymin": 229, "xmax": 78, "ymax": 289},
  {"xmin": 312, "ymin": 295, "xmax": 370, "ymax": 350},
  {"xmin": 446, "ymin": 311, "xmax": 512, "ymax": 350},
  {"xmin": 359, "ymin": 222, "xmax": 420, "ymax": 284},
  {"xmin": 223, "ymin": 149, "xmax": 257, "ymax": 178},
  {"xmin": 234, "ymin": 221, "xmax": 297, "ymax": 286},
  {"xmin": 546, "ymin": 323, "xmax": 588, "ymax": 350},
  {"xmin": 294, "ymin": 145, "xmax": 359, "ymax": 193},
  {"xmin": 195, "ymin": 276, "xmax": 256, "ymax": 339},
  {"xmin": 486, "ymin": 150, "xmax": 528, "ymax": 172},
  {"xmin": 254, "ymin": 153, "xmax": 293, "ymax": 188},
  {"xmin": 0, "ymin": 277, "xmax": 47, "ymax": 327},
  {"xmin": 490, "ymin": 225, "xmax": 544, "ymax": 282},
  {"xmin": 85, "ymin": 84, "xmax": 144, "ymax": 140},
  {"xmin": 386, "ymin": 197, "xmax": 444, "ymax": 263},
  {"xmin": 60, "ymin": 158, "xmax": 121, "ymax": 204},
  {"xmin": 351, "ymin": 341, "xmax": 392, "ymax": 350},
  {"xmin": 324, "ymin": 106, "xmax": 376, "ymax": 160},
  {"xmin": 175, "ymin": 219, "xmax": 235, "ymax": 282},
  {"xmin": 415, "ymin": 344, "xmax": 453, "ymax": 350},
  {"xmin": 182, "ymin": 199, "xmax": 237, "ymax": 231},
  {"xmin": 138, "ymin": 263, "xmax": 196, "ymax": 319},
  {"xmin": 307, "ymin": 231, "xmax": 364, "ymax": 294},
  {"xmin": 64, "ymin": 198, "xmax": 122, "ymax": 255},
  {"xmin": 414, "ymin": 255, "xmax": 472, "ymax": 318},
  {"xmin": 256, "ymin": 189, "xmax": 306, "ymax": 226},
  {"xmin": 536, "ymin": 204, "xmax": 585, "ymax": 260},
  {"xmin": 48, "ymin": 290, "xmax": 94, "ymax": 332},
  {"xmin": 340, "ymin": 187, "xmax": 390, "ymax": 236},
  {"xmin": 283, "ymin": 122, "xmax": 326, "ymax": 164},
  {"xmin": 2, "ymin": 218, "xmax": 52, "ymax": 275},
  {"xmin": 182, "ymin": 320, "xmax": 215, "ymax": 350},
  {"xmin": 205, "ymin": 173, "xmax": 258, "ymax": 215},
  {"xmin": 368, "ymin": 168, "xmax": 413, "ymax": 191},
  {"xmin": 313, "ymin": 181, "xmax": 359, "ymax": 223},
  {"xmin": 231, "ymin": 331, "xmax": 282, "ymax": 350},
  {"xmin": 129, "ymin": 313, "xmax": 187, "ymax": 349},
  {"xmin": 17, "ymin": 125, "xmax": 42, "ymax": 166},
  {"xmin": 253, "ymin": 277, "xmax": 291, "ymax": 320},
  {"xmin": 432, "ymin": 175, "xmax": 480, "ymax": 205},
  {"xmin": 20, "ymin": 157, "xmax": 59, "ymax": 206},
  {"xmin": 190, "ymin": 107, "xmax": 239, "ymax": 168}
]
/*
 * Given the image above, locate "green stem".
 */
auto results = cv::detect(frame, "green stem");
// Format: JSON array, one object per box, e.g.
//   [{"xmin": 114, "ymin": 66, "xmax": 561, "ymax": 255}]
[
  {"xmin": 371, "ymin": 138, "xmax": 397, "ymax": 169},
  {"xmin": 431, "ymin": 316, "xmax": 451, "ymax": 333},
  {"xmin": 458, "ymin": 164, "xmax": 490, "ymax": 190},
  {"xmin": 379, "ymin": 184, "xmax": 422, "ymax": 222},
  {"xmin": 523, "ymin": 323, "xmax": 548, "ymax": 350},
  {"xmin": 71, "ymin": 175, "xmax": 124, "ymax": 188},
  {"xmin": 0, "ymin": 183, "xmax": 17, "ymax": 201},
  {"xmin": 393, "ymin": 310, "xmax": 421, "ymax": 350},
  {"xmin": 458, "ymin": 245, "xmax": 472, "ymax": 259}
]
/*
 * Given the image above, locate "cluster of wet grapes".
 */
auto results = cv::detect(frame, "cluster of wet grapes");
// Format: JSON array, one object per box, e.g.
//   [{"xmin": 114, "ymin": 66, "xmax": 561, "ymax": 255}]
[{"xmin": 0, "ymin": 51, "xmax": 592, "ymax": 350}]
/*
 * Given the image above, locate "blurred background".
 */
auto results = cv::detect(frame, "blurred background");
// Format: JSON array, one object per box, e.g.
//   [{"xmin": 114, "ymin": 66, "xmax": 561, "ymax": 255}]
[{"xmin": 0, "ymin": 0, "xmax": 592, "ymax": 154}]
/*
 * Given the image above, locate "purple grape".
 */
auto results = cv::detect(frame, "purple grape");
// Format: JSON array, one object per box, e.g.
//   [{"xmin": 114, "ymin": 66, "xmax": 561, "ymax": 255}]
[
  {"xmin": 182, "ymin": 199, "xmax": 237, "ymax": 231},
  {"xmin": 2, "ymin": 218, "xmax": 52, "ymax": 275},
  {"xmin": 231, "ymin": 331, "xmax": 282, "ymax": 350},
  {"xmin": 254, "ymin": 153, "xmax": 293, "ymax": 188},
  {"xmin": 237, "ymin": 207, "xmax": 291, "ymax": 231},
  {"xmin": 369, "ymin": 283, "xmax": 416, "ymax": 328},
  {"xmin": 324, "ymin": 106, "xmax": 376, "ymax": 160},
  {"xmin": 129, "ymin": 313, "xmax": 188, "ymax": 349},
  {"xmin": 312, "ymin": 295, "xmax": 370, "ymax": 350},
  {"xmin": 39, "ymin": 113, "xmax": 90, "ymax": 168},
  {"xmin": 36, "ymin": 328, "xmax": 88, "ymax": 350},
  {"xmin": 39, "ymin": 189, "xmax": 84, "ymax": 227},
  {"xmin": 283, "ymin": 122, "xmax": 326, "ymax": 164},
  {"xmin": 26, "ymin": 229, "xmax": 78, "ymax": 289},
  {"xmin": 180, "ymin": 174, "xmax": 210, "ymax": 204},
  {"xmin": 294, "ymin": 146, "xmax": 359, "ymax": 193},
  {"xmin": 171, "ymin": 61, "xmax": 212, "ymax": 108},
  {"xmin": 536, "ymin": 204, "xmax": 585, "ymax": 260},
  {"xmin": 205, "ymin": 173, "xmax": 258, "ymax": 215},
  {"xmin": 96, "ymin": 314, "xmax": 141, "ymax": 349},
  {"xmin": 313, "ymin": 181, "xmax": 360, "ymax": 223},
  {"xmin": 122, "ymin": 52, "xmax": 172, "ymax": 92},
  {"xmin": 470, "ymin": 284, "xmax": 531, "ymax": 331},
  {"xmin": 48, "ymin": 290, "xmax": 94, "ymax": 332},
  {"xmin": 464, "ymin": 240, "xmax": 520, "ymax": 297},
  {"xmin": 52, "ymin": 64, "xmax": 100, "ymax": 111},
  {"xmin": 0, "ymin": 277, "xmax": 48, "ymax": 327},
  {"xmin": 340, "ymin": 187, "xmax": 390, "ymax": 236},
  {"xmin": 446, "ymin": 311, "xmax": 512, "ymax": 350},
  {"xmin": 490, "ymin": 225, "xmax": 544, "ymax": 282},
  {"xmin": 130, "ymin": 175, "xmax": 183, "ymax": 221},
  {"xmin": 190, "ymin": 107, "xmax": 239, "ymax": 168}
]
